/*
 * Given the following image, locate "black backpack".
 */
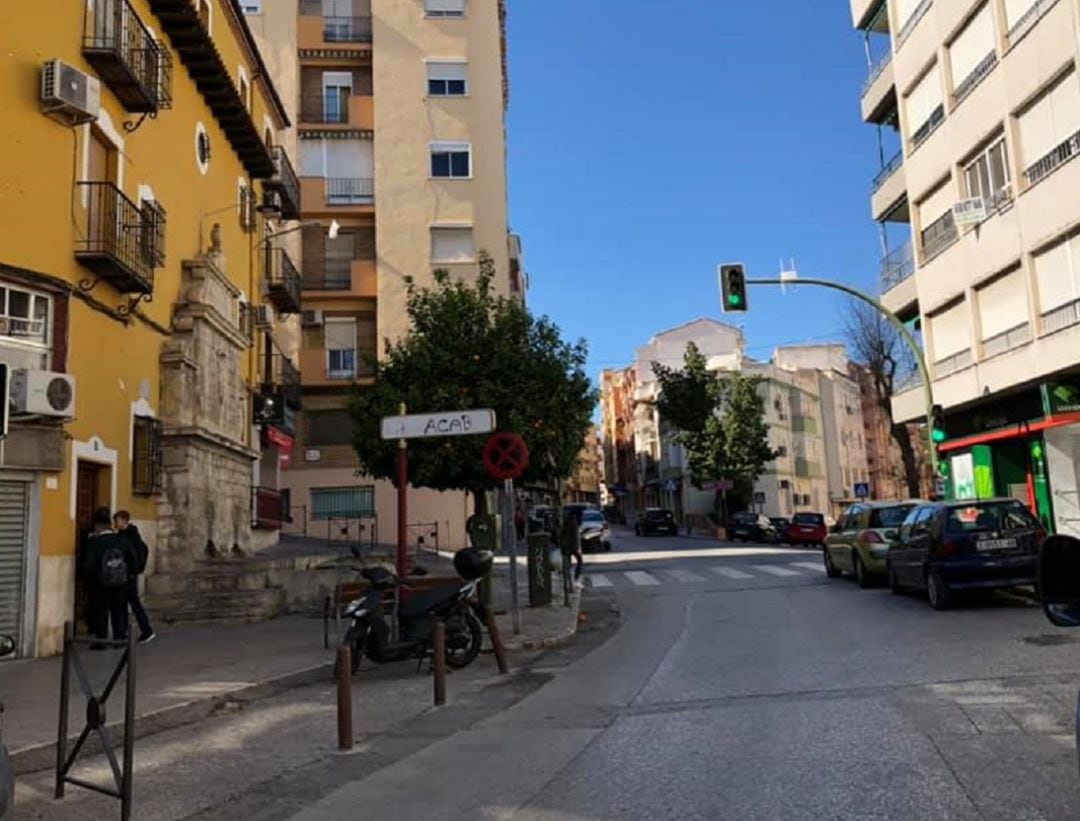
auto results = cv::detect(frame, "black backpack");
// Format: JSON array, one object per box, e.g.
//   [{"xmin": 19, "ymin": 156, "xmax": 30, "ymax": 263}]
[{"xmin": 99, "ymin": 542, "xmax": 130, "ymax": 588}]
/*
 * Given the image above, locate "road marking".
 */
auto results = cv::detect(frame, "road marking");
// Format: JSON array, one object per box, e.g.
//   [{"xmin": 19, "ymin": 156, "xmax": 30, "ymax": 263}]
[
  {"xmin": 624, "ymin": 571, "xmax": 661, "ymax": 586},
  {"xmin": 710, "ymin": 566, "xmax": 753, "ymax": 580},
  {"xmin": 667, "ymin": 569, "xmax": 707, "ymax": 583},
  {"xmin": 789, "ymin": 562, "xmax": 825, "ymax": 573},
  {"xmin": 589, "ymin": 573, "xmax": 613, "ymax": 588},
  {"xmin": 752, "ymin": 564, "xmax": 802, "ymax": 577}
]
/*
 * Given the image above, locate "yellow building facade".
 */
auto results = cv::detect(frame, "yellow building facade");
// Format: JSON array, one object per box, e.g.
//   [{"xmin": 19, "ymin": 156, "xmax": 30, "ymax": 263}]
[{"xmin": 0, "ymin": 0, "xmax": 300, "ymax": 656}]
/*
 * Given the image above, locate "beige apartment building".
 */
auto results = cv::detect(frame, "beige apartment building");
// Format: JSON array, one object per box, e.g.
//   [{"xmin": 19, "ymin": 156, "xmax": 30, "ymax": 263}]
[
  {"xmin": 853, "ymin": 0, "xmax": 1080, "ymax": 536},
  {"xmin": 244, "ymin": 0, "xmax": 514, "ymax": 549}
]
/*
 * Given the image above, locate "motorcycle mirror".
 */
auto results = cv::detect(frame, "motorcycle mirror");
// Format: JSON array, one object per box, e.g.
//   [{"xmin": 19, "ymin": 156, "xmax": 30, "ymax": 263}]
[
  {"xmin": 1039, "ymin": 534, "xmax": 1080, "ymax": 627},
  {"xmin": 0, "ymin": 635, "xmax": 14, "ymax": 657}
]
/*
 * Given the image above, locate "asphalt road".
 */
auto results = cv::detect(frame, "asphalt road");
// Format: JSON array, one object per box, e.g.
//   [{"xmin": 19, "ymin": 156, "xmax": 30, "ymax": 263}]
[{"xmin": 284, "ymin": 527, "xmax": 1080, "ymax": 820}]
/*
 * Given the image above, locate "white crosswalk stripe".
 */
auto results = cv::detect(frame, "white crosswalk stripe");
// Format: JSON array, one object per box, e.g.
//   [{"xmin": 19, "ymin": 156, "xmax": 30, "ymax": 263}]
[
  {"xmin": 752, "ymin": 565, "xmax": 802, "ymax": 577},
  {"xmin": 624, "ymin": 571, "xmax": 661, "ymax": 586},
  {"xmin": 710, "ymin": 566, "xmax": 753, "ymax": 580},
  {"xmin": 667, "ymin": 569, "xmax": 707, "ymax": 583},
  {"xmin": 789, "ymin": 562, "xmax": 825, "ymax": 573},
  {"xmin": 589, "ymin": 573, "xmax": 613, "ymax": 588}
]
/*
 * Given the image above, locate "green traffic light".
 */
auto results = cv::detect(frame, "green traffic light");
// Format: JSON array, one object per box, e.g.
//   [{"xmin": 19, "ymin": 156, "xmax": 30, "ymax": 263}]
[
  {"xmin": 931, "ymin": 428, "xmax": 946, "ymax": 444},
  {"xmin": 728, "ymin": 294, "xmax": 743, "ymax": 307}
]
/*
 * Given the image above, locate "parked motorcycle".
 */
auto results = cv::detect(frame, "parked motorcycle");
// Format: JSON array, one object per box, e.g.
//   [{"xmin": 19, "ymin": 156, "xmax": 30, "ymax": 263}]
[{"xmin": 336, "ymin": 547, "xmax": 493, "ymax": 677}]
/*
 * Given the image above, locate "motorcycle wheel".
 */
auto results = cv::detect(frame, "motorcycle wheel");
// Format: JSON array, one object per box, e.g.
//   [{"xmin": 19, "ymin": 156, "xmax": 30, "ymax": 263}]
[{"xmin": 445, "ymin": 611, "xmax": 483, "ymax": 670}]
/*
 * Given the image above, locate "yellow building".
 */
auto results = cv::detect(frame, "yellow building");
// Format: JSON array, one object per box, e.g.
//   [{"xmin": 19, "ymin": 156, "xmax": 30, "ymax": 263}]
[{"xmin": 0, "ymin": 0, "xmax": 303, "ymax": 656}]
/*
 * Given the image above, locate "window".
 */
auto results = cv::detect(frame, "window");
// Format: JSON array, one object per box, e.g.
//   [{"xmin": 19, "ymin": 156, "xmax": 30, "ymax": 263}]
[
  {"xmin": 0, "ymin": 285, "xmax": 51, "ymax": 369},
  {"xmin": 132, "ymin": 416, "xmax": 163, "ymax": 495},
  {"xmin": 1033, "ymin": 232, "xmax": 1080, "ymax": 319},
  {"xmin": 311, "ymin": 486, "xmax": 375, "ymax": 521},
  {"xmin": 430, "ymin": 142, "xmax": 471, "ymax": 178},
  {"xmin": 427, "ymin": 61, "xmax": 468, "ymax": 96},
  {"xmin": 239, "ymin": 73, "xmax": 250, "ymax": 112},
  {"xmin": 964, "ymin": 137, "xmax": 1010, "ymax": 205},
  {"xmin": 325, "ymin": 317, "xmax": 357, "ymax": 379},
  {"xmin": 431, "ymin": 226, "xmax": 475, "ymax": 263},
  {"xmin": 140, "ymin": 199, "xmax": 167, "ymax": 267},
  {"xmin": 306, "ymin": 409, "xmax": 354, "ymax": 447},
  {"xmin": 976, "ymin": 269, "xmax": 1029, "ymax": 344},
  {"xmin": 241, "ymin": 0, "xmax": 261, "ymax": 12},
  {"xmin": 237, "ymin": 181, "xmax": 255, "ymax": 233},
  {"xmin": 425, "ymin": 0, "xmax": 465, "ymax": 18},
  {"xmin": 1017, "ymin": 71, "xmax": 1080, "ymax": 183},
  {"xmin": 322, "ymin": 71, "xmax": 352, "ymax": 123},
  {"xmin": 918, "ymin": 180, "xmax": 957, "ymax": 258},
  {"xmin": 928, "ymin": 300, "xmax": 972, "ymax": 364},
  {"xmin": 948, "ymin": 3, "xmax": 996, "ymax": 101},
  {"xmin": 905, "ymin": 65, "xmax": 944, "ymax": 147}
]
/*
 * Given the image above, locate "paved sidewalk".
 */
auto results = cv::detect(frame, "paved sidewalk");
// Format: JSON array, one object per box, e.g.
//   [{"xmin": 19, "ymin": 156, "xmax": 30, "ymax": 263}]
[{"xmin": 0, "ymin": 572, "xmax": 581, "ymax": 775}]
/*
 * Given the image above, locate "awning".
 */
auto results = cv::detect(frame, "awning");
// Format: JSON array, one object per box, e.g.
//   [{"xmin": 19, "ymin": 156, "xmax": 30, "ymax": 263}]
[{"xmin": 938, "ymin": 412, "xmax": 1080, "ymax": 453}]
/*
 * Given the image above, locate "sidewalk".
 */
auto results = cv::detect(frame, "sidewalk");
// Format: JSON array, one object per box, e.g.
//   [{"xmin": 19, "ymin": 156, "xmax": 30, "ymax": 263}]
[{"xmin": 0, "ymin": 569, "xmax": 580, "ymax": 775}]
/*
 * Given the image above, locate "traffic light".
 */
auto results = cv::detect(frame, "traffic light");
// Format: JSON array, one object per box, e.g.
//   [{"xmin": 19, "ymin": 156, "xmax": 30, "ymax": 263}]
[
  {"xmin": 930, "ymin": 404, "xmax": 946, "ymax": 444},
  {"xmin": 720, "ymin": 263, "xmax": 748, "ymax": 313}
]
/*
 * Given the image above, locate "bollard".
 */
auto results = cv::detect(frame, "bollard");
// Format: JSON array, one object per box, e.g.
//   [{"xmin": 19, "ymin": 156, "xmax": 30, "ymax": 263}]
[
  {"xmin": 484, "ymin": 607, "xmax": 509, "ymax": 675},
  {"xmin": 433, "ymin": 621, "xmax": 447, "ymax": 706},
  {"xmin": 336, "ymin": 645, "xmax": 353, "ymax": 751}
]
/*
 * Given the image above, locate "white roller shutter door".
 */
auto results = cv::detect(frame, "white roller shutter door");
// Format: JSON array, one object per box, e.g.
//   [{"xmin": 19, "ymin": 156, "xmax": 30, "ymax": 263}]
[
  {"xmin": 0, "ymin": 481, "xmax": 29, "ymax": 653},
  {"xmin": 906, "ymin": 65, "xmax": 942, "ymax": 135},
  {"xmin": 949, "ymin": 5, "xmax": 995, "ymax": 87}
]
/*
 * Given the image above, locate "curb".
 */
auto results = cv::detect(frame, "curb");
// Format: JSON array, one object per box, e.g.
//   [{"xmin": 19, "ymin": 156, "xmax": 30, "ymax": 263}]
[
  {"xmin": 501, "ymin": 589, "xmax": 583, "ymax": 652},
  {"xmin": 11, "ymin": 661, "xmax": 334, "ymax": 775}
]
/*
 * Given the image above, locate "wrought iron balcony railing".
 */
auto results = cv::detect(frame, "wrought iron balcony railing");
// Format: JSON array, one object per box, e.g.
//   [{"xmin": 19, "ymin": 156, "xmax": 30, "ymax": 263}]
[
  {"xmin": 74, "ymin": 181, "xmax": 159, "ymax": 295},
  {"xmin": 263, "ymin": 248, "xmax": 302, "ymax": 315},
  {"xmin": 324, "ymin": 16, "xmax": 372, "ymax": 42},
  {"xmin": 1024, "ymin": 129, "xmax": 1080, "ymax": 187},
  {"xmin": 880, "ymin": 240, "xmax": 914, "ymax": 291},
  {"xmin": 266, "ymin": 146, "xmax": 301, "ymax": 219},
  {"xmin": 326, "ymin": 178, "xmax": 374, "ymax": 205},
  {"xmin": 83, "ymin": 0, "xmax": 172, "ymax": 113},
  {"xmin": 300, "ymin": 90, "xmax": 350, "ymax": 124}
]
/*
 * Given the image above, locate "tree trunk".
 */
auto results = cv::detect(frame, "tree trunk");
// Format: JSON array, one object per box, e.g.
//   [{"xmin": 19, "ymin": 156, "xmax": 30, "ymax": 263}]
[{"xmin": 890, "ymin": 423, "xmax": 921, "ymax": 498}]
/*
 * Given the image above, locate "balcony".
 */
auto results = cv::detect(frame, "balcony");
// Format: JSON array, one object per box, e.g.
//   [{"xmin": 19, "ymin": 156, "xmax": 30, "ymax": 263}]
[
  {"xmin": 263, "ymin": 248, "xmax": 302, "ymax": 314},
  {"xmin": 880, "ymin": 241, "xmax": 914, "ymax": 291},
  {"xmin": 303, "ymin": 256, "xmax": 352, "ymax": 290},
  {"xmin": 252, "ymin": 486, "xmax": 285, "ymax": 530},
  {"xmin": 263, "ymin": 353, "xmax": 302, "ymax": 411},
  {"xmin": 74, "ymin": 182, "xmax": 158, "ymax": 295},
  {"xmin": 981, "ymin": 322, "xmax": 1032, "ymax": 359},
  {"xmin": 920, "ymin": 211, "xmax": 958, "ymax": 263},
  {"xmin": 326, "ymin": 178, "xmax": 374, "ymax": 206},
  {"xmin": 301, "ymin": 90, "xmax": 350, "ymax": 124},
  {"xmin": 324, "ymin": 16, "xmax": 372, "ymax": 42},
  {"xmin": 83, "ymin": 0, "xmax": 172, "ymax": 113},
  {"xmin": 266, "ymin": 147, "xmax": 301, "ymax": 220},
  {"xmin": 795, "ymin": 458, "xmax": 823, "ymax": 479},
  {"xmin": 1024, "ymin": 129, "xmax": 1080, "ymax": 188},
  {"xmin": 933, "ymin": 348, "xmax": 973, "ymax": 379},
  {"xmin": 861, "ymin": 57, "xmax": 896, "ymax": 125},
  {"xmin": 1040, "ymin": 298, "xmax": 1080, "ymax": 336},
  {"xmin": 872, "ymin": 150, "xmax": 903, "ymax": 194}
]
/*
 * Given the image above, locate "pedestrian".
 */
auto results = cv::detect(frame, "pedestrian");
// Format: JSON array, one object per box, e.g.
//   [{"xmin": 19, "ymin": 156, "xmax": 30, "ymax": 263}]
[
  {"xmin": 514, "ymin": 503, "xmax": 526, "ymax": 543},
  {"xmin": 114, "ymin": 510, "xmax": 156, "ymax": 644},
  {"xmin": 82, "ymin": 506, "xmax": 137, "ymax": 649},
  {"xmin": 559, "ymin": 510, "xmax": 583, "ymax": 582}
]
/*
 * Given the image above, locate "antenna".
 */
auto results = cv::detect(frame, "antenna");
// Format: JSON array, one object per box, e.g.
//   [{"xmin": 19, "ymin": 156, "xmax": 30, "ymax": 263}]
[{"xmin": 779, "ymin": 257, "xmax": 798, "ymax": 293}]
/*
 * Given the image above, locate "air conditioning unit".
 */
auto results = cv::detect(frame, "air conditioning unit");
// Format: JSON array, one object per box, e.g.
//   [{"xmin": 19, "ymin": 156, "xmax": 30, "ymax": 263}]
[
  {"xmin": 952, "ymin": 197, "xmax": 987, "ymax": 227},
  {"xmin": 41, "ymin": 59, "xmax": 100, "ymax": 126},
  {"xmin": 301, "ymin": 309, "xmax": 324, "ymax": 327},
  {"xmin": 253, "ymin": 305, "xmax": 273, "ymax": 327},
  {"xmin": 11, "ymin": 369, "xmax": 76, "ymax": 418}
]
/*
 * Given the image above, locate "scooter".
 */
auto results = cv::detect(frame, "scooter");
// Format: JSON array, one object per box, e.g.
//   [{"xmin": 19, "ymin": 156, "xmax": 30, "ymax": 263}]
[{"xmin": 336, "ymin": 547, "xmax": 493, "ymax": 676}]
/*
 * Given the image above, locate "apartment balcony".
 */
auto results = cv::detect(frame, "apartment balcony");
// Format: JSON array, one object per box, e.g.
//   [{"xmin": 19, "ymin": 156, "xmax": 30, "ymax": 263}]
[
  {"xmin": 263, "ymin": 352, "xmax": 302, "ymax": 411},
  {"xmin": 890, "ymin": 371, "xmax": 926, "ymax": 424},
  {"xmin": 795, "ymin": 458, "xmax": 823, "ymax": 479},
  {"xmin": 301, "ymin": 258, "xmax": 377, "ymax": 297},
  {"xmin": 871, "ymin": 150, "xmax": 905, "ymax": 220},
  {"xmin": 299, "ymin": 346, "xmax": 376, "ymax": 388},
  {"xmin": 879, "ymin": 240, "xmax": 914, "ymax": 294},
  {"xmin": 327, "ymin": 178, "xmax": 374, "ymax": 206},
  {"xmin": 263, "ymin": 248, "xmax": 302, "ymax": 315},
  {"xmin": 933, "ymin": 348, "xmax": 973, "ymax": 380},
  {"xmin": 851, "ymin": 0, "xmax": 885, "ymax": 29},
  {"xmin": 265, "ymin": 146, "xmax": 301, "ymax": 220},
  {"xmin": 299, "ymin": 91, "xmax": 374, "ymax": 131},
  {"xmin": 252, "ymin": 486, "xmax": 285, "ymax": 530},
  {"xmin": 1040, "ymin": 298, "xmax": 1080, "ymax": 337},
  {"xmin": 74, "ymin": 182, "xmax": 159, "ymax": 295},
  {"xmin": 861, "ymin": 54, "xmax": 895, "ymax": 125},
  {"xmin": 324, "ymin": 16, "xmax": 372, "ymax": 43},
  {"xmin": 82, "ymin": 0, "xmax": 172, "ymax": 113},
  {"xmin": 920, "ymin": 211, "xmax": 959, "ymax": 264},
  {"xmin": 299, "ymin": 3, "xmax": 373, "ymax": 51},
  {"xmin": 792, "ymin": 416, "xmax": 819, "ymax": 435}
]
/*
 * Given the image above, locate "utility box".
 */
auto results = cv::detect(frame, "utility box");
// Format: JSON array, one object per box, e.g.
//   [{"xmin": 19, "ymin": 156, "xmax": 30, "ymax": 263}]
[{"xmin": 527, "ymin": 532, "xmax": 552, "ymax": 607}]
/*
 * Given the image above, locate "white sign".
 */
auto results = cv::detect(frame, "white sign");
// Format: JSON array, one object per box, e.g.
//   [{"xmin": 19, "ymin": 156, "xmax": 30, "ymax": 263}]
[
  {"xmin": 952, "ymin": 197, "xmax": 987, "ymax": 227},
  {"xmin": 380, "ymin": 409, "xmax": 496, "ymax": 440}
]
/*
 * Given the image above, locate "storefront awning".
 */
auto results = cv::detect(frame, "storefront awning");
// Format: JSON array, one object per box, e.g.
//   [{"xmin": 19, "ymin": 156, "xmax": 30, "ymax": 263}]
[{"xmin": 938, "ymin": 412, "xmax": 1080, "ymax": 453}]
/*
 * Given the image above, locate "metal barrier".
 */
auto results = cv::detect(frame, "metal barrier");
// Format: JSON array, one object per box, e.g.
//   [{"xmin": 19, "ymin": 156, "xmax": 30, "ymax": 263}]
[{"xmin": 55, "ymin": 621, "xmax": 136, "ymax": 821}]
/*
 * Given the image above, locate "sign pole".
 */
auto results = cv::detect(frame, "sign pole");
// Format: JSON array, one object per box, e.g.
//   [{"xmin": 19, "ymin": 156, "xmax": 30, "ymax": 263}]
[
  {"xmin": 503, "ymin": 477, "xmax": 521, "ymax": 635},
  {"xmin": 396, "ymin": 402, "xmax": 408, "ymax": 580}
]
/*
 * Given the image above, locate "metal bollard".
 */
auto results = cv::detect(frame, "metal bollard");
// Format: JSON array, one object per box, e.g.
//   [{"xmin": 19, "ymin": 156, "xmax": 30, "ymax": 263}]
[
  {"xmin": 433, "ymin": 621, "xmax": 447, "ymax": 706},
  {"xmin": 484, "ymin": 607, "xmax": 509, "ymax": 675},
  {"xmin": 336, "ymin": 645, "xmax": 353, "ymax": 751}
]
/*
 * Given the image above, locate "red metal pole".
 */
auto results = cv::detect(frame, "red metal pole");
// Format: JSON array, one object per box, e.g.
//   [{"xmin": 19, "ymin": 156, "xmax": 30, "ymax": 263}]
[{"xmin": 397, "ymin": 402, "xmax": 407, "ymax": 580}]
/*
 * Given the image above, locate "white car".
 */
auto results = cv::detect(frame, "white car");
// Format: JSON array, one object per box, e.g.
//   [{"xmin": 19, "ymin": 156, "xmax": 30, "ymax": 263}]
[{"xmin": 579, "ymin": 510, "xmax": 611, "ymax": 552}]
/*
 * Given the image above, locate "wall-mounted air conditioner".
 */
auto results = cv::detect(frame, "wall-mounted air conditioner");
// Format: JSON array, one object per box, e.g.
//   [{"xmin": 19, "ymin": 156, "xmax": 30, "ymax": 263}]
[
  {"xmin": 41, "ymin": 59, "xmax": 100, "ymax": 126},
  {"xmin": 11, "ymin": 369, "xmax": 77, "ymax": 418},
  {"xmin": 301, "ymin": 309, "xmax": 324, "ymax": 327}
]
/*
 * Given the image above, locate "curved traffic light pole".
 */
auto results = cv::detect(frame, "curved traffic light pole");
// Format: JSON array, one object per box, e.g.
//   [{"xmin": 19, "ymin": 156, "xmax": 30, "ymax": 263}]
[{"xmin": 746, "ymin": 276, "xmax": 939, "ymax": 478}]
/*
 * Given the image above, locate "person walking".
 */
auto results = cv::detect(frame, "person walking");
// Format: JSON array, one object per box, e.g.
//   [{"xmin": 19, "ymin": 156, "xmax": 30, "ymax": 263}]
[
  {"xmin": 559, "ymin": 509, "xmax": 583, "ymax": 582},
  {"xmin": 514, "ymin": 503, "xmax": 526, "ymax": 544},
  {"xmin": 114, "ymin": 510, "xmax": 156, "ymax": 644},
  {"xmin": 82, "ymin": 506, "xmax": 137, "ymax": 648}
]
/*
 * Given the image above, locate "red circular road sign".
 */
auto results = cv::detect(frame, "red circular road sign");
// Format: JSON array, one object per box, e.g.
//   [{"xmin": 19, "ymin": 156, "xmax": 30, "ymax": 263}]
[{"xmin": 483, "ymin": 432, "xmax": 529, "ymax": 480}]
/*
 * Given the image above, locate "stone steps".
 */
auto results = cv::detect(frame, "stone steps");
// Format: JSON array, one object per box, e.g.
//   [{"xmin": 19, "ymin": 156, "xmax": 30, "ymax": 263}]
[{"xmin": 146, "ymin": 587, "xmax": 286, "ymax": 625}]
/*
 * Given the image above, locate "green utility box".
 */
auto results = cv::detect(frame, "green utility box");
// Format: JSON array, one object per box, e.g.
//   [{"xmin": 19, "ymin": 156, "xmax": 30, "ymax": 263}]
[{"xmin": 527, "ymin": 533, "xmax": 552, "ymax": 607}]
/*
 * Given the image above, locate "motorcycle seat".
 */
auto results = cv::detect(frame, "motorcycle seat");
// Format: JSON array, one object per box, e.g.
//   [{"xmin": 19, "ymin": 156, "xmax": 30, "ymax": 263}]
[{"xmin": 399, "ymin": 582, "xmax": 464, "ymax": 619}]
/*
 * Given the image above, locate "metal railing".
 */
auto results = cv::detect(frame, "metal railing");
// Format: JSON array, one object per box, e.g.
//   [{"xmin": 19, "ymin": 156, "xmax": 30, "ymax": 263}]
[
  {"xmin": 894, "ymin": 367, "xmax": 923, "ymax": 393},
  {"xmin": 880, "ymin": 240, "xmax": 915, "ymax": 290},
  {"xmin": 82, "ymin": 0, "xmax": 172, "ymax": 112},
  {"xmin": 862, "ymin": 51, "xmax": 892, "ymax": 98},
  {"xmin": 264, "ymin": 353, "xmax": 302, "ymax": 410},
  {"xmin": 324, "ymin": 15, "xmax": 372, "ymax": 42},
  {"xmin": 252, "ymin": 487, "xmax": 285, "ymax": 530},
  {"xmin": 263, "ymin": 248, "xmax": 302, "ymax": 314},
  {"xmin": 910, "ymin": 104, "xmax": 945, "ymax": 151},
  {"xmin": 1024, "ymin": 129, "xmax": 1080, "ymax": 187},
  {"xmin": 872, "ymin": 149, "xmax": 904, "ymax": 192},
  {"xmin": 921, "ymin": 210, "xmax": 958, "ymax": 262},
  {"xmin": 952, "ymin": 51, "xmax": 998, "ymax": 105},
  {"xmin": 303, "ymin": 256, "xmax": 353, "ymax": 291},
  {"xmin": 982, "ymin": 322, "xmax": 1032, "ymax": 359},
  {"xmin": 300, "ymin": 90, "xmax": 350, "ymax": 124},
  {"xmin": 326, "ymin": 177, "xmax": 374, "ymax": 205},
  {"xmin": 1041, "ymin": 299, "xmax": 1080, "ymax": 335},
  {"xmin": 1008, "ymin": 0, "xmax": 1060, "ymax": 41},
  {"xmin": 74, "ymin": 181, "xmax": 155, "ymax": 294},
  {"xmin": 268, "ymin": 146, "xmax": 301, "ymax": 219},
  {"xmin": 933, "ymin": 348, "xmax": 973, "ymax": 379}
]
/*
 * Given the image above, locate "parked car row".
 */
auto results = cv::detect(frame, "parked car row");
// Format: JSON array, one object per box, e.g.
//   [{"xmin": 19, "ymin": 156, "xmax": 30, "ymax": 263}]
[
  {"xmin": 728, "ymin": 511, "xmax": 828, "ymax": 546},
  {"xmin": 824, "ymin": 497, "xmax": 1047, "ymax": 610}
]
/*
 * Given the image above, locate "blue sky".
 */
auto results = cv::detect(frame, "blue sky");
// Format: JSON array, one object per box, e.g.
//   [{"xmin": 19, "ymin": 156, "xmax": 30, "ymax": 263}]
[{"xmin": 506, "ymin": 2, "xmax": 887, "ymax": 377}]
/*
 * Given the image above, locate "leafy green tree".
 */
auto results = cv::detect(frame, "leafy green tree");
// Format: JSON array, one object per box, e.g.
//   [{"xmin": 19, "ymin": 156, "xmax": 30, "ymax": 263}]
[
  {"xmin": 348, "ymin": 252, "xmax": 596, "ymax": 509},
  {"xmin": 721, "ymin": 372, "xmax": 779, "ymax": 499}
]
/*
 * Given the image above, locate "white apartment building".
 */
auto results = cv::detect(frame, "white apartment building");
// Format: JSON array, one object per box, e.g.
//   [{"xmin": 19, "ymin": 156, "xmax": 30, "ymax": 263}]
[{"xmin": 853, "ymin": 0, "xmax": 1080, "ymax": 536}]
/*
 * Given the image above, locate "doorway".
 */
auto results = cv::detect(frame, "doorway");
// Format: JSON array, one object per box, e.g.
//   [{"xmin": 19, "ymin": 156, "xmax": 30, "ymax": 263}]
[{"xmin": 74, "ymin": 461, "xmax": 106, "ymax": 632}]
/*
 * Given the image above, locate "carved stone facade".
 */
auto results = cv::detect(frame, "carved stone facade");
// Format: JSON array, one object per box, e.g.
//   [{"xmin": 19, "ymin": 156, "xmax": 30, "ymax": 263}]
[{"xmin": 156, "ymin": 249, "xmax": 256, "ymax": 573}]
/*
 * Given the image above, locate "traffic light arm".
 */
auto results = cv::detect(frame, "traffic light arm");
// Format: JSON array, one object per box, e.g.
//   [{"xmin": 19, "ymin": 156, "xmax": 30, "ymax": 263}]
[{"xmin": 746, "ymin": 277, "xmax": 938, "ymax": 477}]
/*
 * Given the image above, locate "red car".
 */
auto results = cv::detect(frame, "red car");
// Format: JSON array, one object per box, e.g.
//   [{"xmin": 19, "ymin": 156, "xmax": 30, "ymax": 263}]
[{"xmin": 787, "ymin": 512, "xmax": 827, "ymax": 546}]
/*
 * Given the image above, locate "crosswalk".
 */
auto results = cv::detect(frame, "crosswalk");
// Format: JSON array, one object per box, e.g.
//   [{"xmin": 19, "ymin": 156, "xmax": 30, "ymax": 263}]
[{"xmin": 587, "ymin": 561, "xmax": 825, "ymax": 590}]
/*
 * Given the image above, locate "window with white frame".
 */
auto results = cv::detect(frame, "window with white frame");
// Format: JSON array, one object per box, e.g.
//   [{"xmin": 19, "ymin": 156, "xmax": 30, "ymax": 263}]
[
  {"xmin": 1016, "ymin": 70, "xmax": 1080, "ymax": 182},
  {"xmin": 427, "ymin": 61, "xmax": 468, "ymax": 96},
  {"xmin": 430, "ymin": 226, "xmax": 475, "ymax": 264},
  {"xmin": 325, "ymin": 317, "xmax": 357, "ymax": 379},
  {"xmin": 964, "ymin": 137, "xmax": 1010, "ymax": 205},
  {"xmin": 430, "ymin": 142, "xmax": 471, "ymax": 178},
  {"xmin": 0, "ymin": 284, "xmax": 51, "ymax": 369},
  {"xmin": 1033, "ymin": 232, "xmax": 1080, "ymax": 324},
  {"xmin": 425, "ymin": 0, "xmax": 465, "ymax": 18},
  {"xmin": 976, "ymin": 269, "xmax": 1030, "ymax": 351},
  {"xmin": 905, "ymin": 64, "xmax": 943, "ymax": 147},
  {"xmin": 949, "ymin": 3, "xmax": 996, "ymax": 101}
]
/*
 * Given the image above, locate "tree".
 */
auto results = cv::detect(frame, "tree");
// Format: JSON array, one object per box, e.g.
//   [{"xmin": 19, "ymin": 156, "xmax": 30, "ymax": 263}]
[
  {"xmin": 348, "ymin": 252, "xmax": 597, "ymax": 509},
  {"xmin": 721, "ymin": 372, "xmax": 778, "ymax": 498},
  {"xmin": 845, "ymin": 300, "xmax": 921, "ymax": 497}
]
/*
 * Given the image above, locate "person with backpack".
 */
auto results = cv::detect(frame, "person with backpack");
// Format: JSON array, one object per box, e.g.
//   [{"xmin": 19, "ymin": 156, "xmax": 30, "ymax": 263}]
[
  {"xmin": 82, "ymin": 506, "xmax": 137, "ymax": 648},
  {"xmin": 114, "ymin": 510, "xmax": 155, "ymax": 644}
]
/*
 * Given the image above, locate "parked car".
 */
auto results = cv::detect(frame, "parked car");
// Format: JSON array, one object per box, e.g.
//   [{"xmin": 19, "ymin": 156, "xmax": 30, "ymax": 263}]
[
  {"xmin": 579, "ymin": 509, "xmax": 612, "ymax": 552},
  {"xmin": 888, "ymin": 498, "xmax": 1045, "ymax": 610},
  {"xmin": 769, "ymin": 517, "xmax": 791, "ymax": 543},
  {"xmin": 563, "ymin": 503, "xmax": 601, "ymax": 525},
  {"xmin": 824, "ymin": 500, "xmax": 923, "ymax": 587},
  {"xmin": 787, "ymin": 512, "xmax": 827, "ymax": 546},
  {"xmin": 635, "ymin": 508, "xmax": 678, "ymax": 537},
  {"xmin": 729, "ymin": 512, "xmax": 777, "ymax": 543},
  {"xmin": 1, "ymin": 634, "xmax": 14, "ymax": 821}
]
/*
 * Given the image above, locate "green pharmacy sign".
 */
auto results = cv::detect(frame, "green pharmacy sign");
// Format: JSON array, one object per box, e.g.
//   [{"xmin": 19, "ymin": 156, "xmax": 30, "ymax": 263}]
[{"xmin": 1042, "ymin": 383, "xmax": 1080, "ymax": 416}]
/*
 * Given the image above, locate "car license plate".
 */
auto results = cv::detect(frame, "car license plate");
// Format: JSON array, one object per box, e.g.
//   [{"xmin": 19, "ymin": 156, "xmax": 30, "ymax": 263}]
[
  {"xmin": 800, "ymin": 527, "xmax": 814, "ymax": 533},
  {"xmin": 977, "ymin": 538, "xmax": 1017, "ymax": 552}
]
